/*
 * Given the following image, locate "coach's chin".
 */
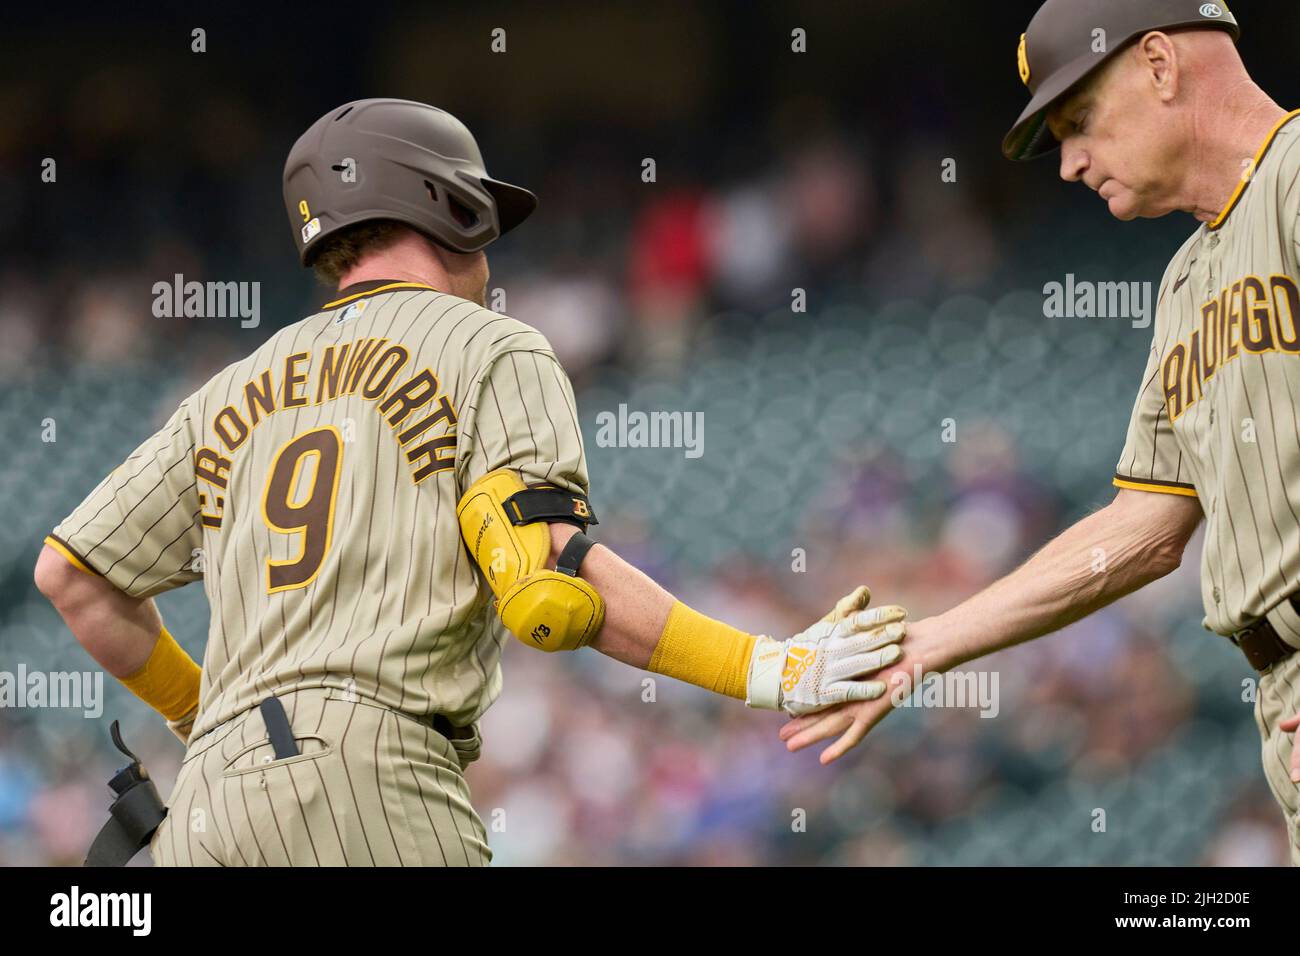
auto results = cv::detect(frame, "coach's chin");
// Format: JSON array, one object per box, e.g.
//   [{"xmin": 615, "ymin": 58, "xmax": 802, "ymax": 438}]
[{"xmin": 1098, "ymin": 179, "xmax": 1144, "ymax": 221}]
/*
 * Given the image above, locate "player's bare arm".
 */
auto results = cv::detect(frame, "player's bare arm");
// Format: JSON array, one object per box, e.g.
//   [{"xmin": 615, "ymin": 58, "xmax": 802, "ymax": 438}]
[
  {"xmin": 781, "ymin": 488, "xmax": 1203, "ymax": 762},
  {"xmin": 542, "ymin": 523, "xmax": 671, "ymax": 668},
  {"xmin": 34, "ymin": 545, "xmax": 161, "ymax": 673},
  {"xmin": 34, "ymin": 544, "xmax": 200, "ymax": 742}
]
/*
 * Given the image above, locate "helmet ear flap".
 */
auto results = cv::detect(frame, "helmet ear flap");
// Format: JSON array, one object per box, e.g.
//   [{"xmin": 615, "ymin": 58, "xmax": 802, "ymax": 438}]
[
  {"xmin": 423, "ymin": 178, "xmax": 474, "ymax": 224},
  {"xmin": 447, "ymin": 193, "xmax": 480, "ymax": 230},
  {"xmin": 421, "ymin": 175, "xmax": 492, "ymax": 251}
]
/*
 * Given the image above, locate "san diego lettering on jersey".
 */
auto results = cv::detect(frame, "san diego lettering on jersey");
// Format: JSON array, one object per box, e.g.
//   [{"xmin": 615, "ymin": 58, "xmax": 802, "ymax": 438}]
[
  {"xmin": 195, "ymin": 336, "xmax": 460, "ymax": 529},
  {"xmin": 1161, "ymin": 273, "xmax": 1300, "ymax": 422}
]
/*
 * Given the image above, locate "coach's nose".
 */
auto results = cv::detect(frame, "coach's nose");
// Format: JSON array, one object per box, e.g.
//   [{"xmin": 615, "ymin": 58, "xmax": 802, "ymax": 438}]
[{"xmin": 1059, "ymin": 139, "xmax": 1088, "ymax": 184}]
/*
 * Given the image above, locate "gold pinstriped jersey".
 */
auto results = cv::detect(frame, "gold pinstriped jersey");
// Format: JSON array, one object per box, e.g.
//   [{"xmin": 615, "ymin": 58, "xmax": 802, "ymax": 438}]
[
  {"xmin": 1115, "ymin": 110, "xmax": 1300, "ymax": 638},
  {"xmin": 49, "ymin": 281, "xmax": 589, "ymax": 740}
]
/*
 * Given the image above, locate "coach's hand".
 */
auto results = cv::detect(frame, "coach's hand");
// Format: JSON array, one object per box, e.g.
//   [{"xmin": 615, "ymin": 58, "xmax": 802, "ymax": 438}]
[
  {"xmin": 1280, "ymin": 712, "xmax": 1300, "ymax": 783},
  {"xmin": 747, "ymin": 586, "xmax": 906, "ymax": 717},
  {"xmin": 778, "ymin": 616, "xmax": 943, "ymax": 764}
]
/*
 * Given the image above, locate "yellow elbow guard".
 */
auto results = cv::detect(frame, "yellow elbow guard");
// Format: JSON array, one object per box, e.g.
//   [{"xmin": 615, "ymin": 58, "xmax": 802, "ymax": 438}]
[{"xmin": 457, "ymin": 469, "xmax": 604, "ymax": 652}]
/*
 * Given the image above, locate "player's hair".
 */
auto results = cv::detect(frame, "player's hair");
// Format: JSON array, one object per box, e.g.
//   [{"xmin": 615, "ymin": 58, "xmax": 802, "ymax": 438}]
[{"xmin": 310, "ymin": 220, "xmax": 410, "ymax": 285}]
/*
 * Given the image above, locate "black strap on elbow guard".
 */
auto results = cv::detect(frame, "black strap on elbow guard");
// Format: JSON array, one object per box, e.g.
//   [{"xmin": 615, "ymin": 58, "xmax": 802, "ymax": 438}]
[
  {"xmin": 555, "ymin": 532, "xmax": 598, "ymax": 577},
  {"xmin": 503, "ymin": 486, "xmax": 598, "ymax": 530}
]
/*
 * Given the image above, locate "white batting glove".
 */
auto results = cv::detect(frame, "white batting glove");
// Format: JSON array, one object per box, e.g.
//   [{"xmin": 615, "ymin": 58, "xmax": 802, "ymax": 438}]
[{"xmin": 746, "ymin": 586, "xmax": 906, "ymax": 716}]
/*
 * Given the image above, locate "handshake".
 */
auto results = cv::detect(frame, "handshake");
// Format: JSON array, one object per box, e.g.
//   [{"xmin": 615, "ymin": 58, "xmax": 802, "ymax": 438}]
[{"xmin": 751, "ymin": 585, "xmax": 926, "ymax": 765}]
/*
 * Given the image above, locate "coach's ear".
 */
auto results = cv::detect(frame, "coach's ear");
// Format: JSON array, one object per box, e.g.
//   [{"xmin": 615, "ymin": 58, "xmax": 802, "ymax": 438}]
[{"xmin": 1133, "ymin": 30, "xmax": 1181, "ymax": 104}]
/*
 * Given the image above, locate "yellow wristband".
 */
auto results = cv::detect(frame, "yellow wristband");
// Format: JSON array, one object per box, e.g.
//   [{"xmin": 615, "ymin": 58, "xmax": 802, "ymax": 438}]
[
  {"xmin": 647, "ymin": 601, "xmax": 757, "ymax": 700},
  {"xmin": 121, "ymin": 626, "xmax": 202, "ymax": 722}
]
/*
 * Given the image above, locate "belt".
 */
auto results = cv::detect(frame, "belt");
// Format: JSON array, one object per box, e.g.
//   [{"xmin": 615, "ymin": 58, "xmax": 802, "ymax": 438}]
[
  {"xmin": 1231, "ymin": 597, "xmax": 1300, "ymax": 672},
  {"xmin": 191, "ymin": 690, "xmax": 473, "ymax": 755},
  {"xmin": 433, "ymin": 713, "xmax": 473, "ymax": 741},
  {"xmin": 264, "ymin": 694, "xmax": 471, "ymax": 744}
]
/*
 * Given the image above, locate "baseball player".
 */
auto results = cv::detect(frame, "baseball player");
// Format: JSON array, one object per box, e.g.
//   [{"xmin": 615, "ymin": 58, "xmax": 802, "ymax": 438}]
[
  {"xmin": 34, "ymin": 98, "xmax": 909, "ymax": 866},
  {"xmin": 783, "ymin": 0, "xmax": 1300, "ymax": 864}
]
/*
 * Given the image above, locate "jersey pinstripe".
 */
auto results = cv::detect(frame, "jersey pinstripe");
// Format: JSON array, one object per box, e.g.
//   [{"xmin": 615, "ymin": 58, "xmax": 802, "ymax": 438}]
[
  {"xmin": 50, "ymin": 281, "xmax": 589, "ymax": 742},
  {"xmin": 1115, "ymin": 109, "xmax": 1300, "ymax": 638}
]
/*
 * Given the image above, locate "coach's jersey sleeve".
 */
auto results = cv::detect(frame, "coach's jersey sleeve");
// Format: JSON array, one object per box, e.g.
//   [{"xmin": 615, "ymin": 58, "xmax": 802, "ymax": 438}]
[
  {"xmin": 1281, "ymin": 136, "xmax": 1300, "ymax": 258},
  {"xmin": 48, "ymin": 395, "xmax": 205, "ymax": 597},
  {"xmin": 458, "ymin": 348, "xmax": 589, "ymax": 496},
  {"xmin": 1112, "ymin": 341, "xmax": 1197, "ymax": 498}
]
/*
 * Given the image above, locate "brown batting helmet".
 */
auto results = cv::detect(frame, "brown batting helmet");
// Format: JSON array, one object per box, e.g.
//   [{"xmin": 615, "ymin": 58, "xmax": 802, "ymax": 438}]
[
  {"xmin": 283, "ymin": 98, "xmax": 538, "ymax": 265},
  {"xmin": 1003, "ymin": 0, "xmax": 1240, "ymax": 161}
]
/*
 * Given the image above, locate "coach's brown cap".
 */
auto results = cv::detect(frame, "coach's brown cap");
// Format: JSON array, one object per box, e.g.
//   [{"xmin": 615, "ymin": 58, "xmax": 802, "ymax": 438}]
[{"xmin": 1003, "ymin": 0, "xmax": 1240, "ymax": 161}]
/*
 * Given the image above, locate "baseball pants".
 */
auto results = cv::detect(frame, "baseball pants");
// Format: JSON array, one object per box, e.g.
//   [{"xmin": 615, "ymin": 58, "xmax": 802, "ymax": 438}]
[
  {"xmin": 150, "ymin": 687, "xmax": 491, "ymax": 866},
  {"xmin": 1255, "ymin": 650, "xmax": 1300, "ymax": 865}
]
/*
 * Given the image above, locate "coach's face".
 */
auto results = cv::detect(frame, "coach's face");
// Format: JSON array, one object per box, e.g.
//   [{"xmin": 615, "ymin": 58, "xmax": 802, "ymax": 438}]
[{"xmin": 1048, "ymin": 35, "xmax": 1183, "ymax": 222}]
